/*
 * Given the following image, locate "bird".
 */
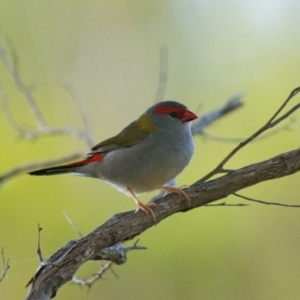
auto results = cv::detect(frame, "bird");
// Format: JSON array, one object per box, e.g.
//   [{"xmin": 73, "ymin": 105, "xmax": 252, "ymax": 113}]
[{"xmin": 29, "ymin": 101, "xmax": 198, "ymax": 222}]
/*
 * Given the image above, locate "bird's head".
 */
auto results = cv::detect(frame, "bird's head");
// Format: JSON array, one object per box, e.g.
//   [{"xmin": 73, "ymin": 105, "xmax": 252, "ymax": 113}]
[{"xmin": 144, "ymin": 101, "xmax": 198, "ymax": 132}]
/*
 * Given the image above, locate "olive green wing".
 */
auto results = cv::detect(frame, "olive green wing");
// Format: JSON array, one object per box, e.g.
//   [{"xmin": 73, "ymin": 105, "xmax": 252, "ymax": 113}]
[{"xmin": 89, "ymin": 115, "xmax": 158, "ymax": 154}]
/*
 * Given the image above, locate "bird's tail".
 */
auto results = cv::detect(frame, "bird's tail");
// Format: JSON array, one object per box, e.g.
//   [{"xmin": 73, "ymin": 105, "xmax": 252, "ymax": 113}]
[
  {"xmin": 29, "ymin": 164, "xmax": 77, "ymax": 176},
  {"xmin": 29, "ymin": 153, "xmax": 104, "ymax": 176}
]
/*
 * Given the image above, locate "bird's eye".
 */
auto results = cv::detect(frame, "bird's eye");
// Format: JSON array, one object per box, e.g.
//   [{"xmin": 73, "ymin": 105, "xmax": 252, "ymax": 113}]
[{"xmin": 170, "ymin": 112, "xmax": 178, "ymax": 118}]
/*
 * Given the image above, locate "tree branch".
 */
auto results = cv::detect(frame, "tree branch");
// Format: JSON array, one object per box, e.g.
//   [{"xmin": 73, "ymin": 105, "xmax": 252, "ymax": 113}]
[
  {"xmin": 233, "ymin": 192, "xmax": 300, "ymax": 207},
  {"xmin": 25, "ymin": 147, "xmax": 300, "ymax": 299}
]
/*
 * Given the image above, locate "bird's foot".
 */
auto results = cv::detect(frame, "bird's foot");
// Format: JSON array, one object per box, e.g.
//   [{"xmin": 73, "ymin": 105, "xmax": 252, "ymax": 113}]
[
  {"xmin": 135, "ymin": 201, "xmax": 157, "ymax": 223},
  {"xmin": 160, "ymin": 185, "xmax": 191, "ymax": 206},
  {"xmin": 127, "ymin": 187, "xmax": 157, "ymax": 223}
]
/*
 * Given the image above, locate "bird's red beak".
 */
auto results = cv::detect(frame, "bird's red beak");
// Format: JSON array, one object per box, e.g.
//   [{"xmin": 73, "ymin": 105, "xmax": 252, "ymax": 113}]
[{"xmin": 182, "ymin": 109, "xmax": 198, "ymax": 123}]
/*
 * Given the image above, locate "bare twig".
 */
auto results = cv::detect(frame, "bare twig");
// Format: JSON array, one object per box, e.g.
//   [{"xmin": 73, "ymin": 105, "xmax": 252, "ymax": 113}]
[
  {"xmin": 0, "ymin": 84, "xmax": 24, "ymax": 132},
  {"xmin": 201, "ymin": 117, "xmax": 296, "ymax": 143},
  {"xmin": 196, "ymin": 87, "xmax": 300, "ymax": 183},
  {"xmin": 0, "ymin": 37, "xmax": 95, "ymax": 186},
  {"xmin": 0, "ymin": 248, "xmax": 10, "ymax": 283},
  {"xmin": 72, "ymin": 261, "xmax": 113, "ymax": 288},
  {"xmin": 0, "ymin": 80, "xmax": 93, "ymax": 142},
  {"xmin": 205, "ymin": 202, "xmax": 249, "ymax": 207},
  {"xmin": 0, "ymin": 82, "xmax": 93, "ymax": 143},
  {"xmin": 124, "ymin": 238, "xmax": 147, "ymax": 252},
  {"xmin": 233, "ymin": 193, "xmax": 300, "ymax": 207},
  {"xmin": 154, "ymin": 45, "xmax": 168, "ymax": 103},
  {"xmin": 72, "ymin": 240, "xmax": 146, "ymax": 289},
  {"xmin": 17, "ymin": 126, "xmax": 92, "ymax": 142},
  {"xmin": 0, "ymin": 36, "xmax": 46, "ymax": 127},
  {"xmin": 37, "ymin": 224, "xmax": 43, "ymax": 263},
  {"xmin": 63, "ymin": 211, "xmax": 84, "ymax": 238},
  {"xmin": 59, "ymin": 78, "xmax": 94, "ymax": 147}
]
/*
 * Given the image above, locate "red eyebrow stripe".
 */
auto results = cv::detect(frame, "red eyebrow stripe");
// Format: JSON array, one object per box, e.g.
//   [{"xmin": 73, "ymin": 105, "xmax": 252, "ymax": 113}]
[{"xmin": 155, "ymin": 106, "xmax": 186, "ymax": 117}]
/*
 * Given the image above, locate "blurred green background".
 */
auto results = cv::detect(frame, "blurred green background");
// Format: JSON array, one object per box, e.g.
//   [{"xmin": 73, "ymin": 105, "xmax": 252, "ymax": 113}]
[{"xmin": 1, "ymin": 1, "xmax": 300, "ymax": 299}]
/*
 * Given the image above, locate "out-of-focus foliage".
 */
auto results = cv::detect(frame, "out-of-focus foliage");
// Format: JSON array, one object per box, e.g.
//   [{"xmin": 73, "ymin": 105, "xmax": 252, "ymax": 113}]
[{"xmin": 1, "ymin": 1, "xmax": 300, "ymax": 299}]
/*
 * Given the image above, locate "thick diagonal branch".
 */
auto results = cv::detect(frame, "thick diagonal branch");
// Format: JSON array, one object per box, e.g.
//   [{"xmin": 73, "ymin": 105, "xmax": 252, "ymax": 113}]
[{"xmin": 25, "ymin": 147, "xmax": 300, "ymax": 300}]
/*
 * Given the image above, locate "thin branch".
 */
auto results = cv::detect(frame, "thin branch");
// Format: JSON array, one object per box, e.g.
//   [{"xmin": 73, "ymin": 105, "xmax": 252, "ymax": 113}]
[
  {"xmin": 0, "ymin": 38, "xmax": 94, "ymax": 149},
  {"xmin": 72, "ymin": 261, "xmax": 114, "ymax": 288},
  {"xmin": 234, "ymin": 193, "xmax": 300, "ymax": 207},
  {"xmin": 0, "ymin": 36, "xmax": 46, "ymax": 127},
  {"xmin": 37, "ymin": 224, "xmax": 43, "ymax": 263},
  {"xmin": 267, "ymin": 87, "xmax": 300, "ymax": 123},
  {"xmin": 17, "ymin": 126, "xmax": 91, "ymax": 142},
  {"xmin": 0, "ymin": 79, "xmax": 93, "ymax": 143},
  {"xmin": 0, "ymin": 248, "xmax": 10, "ymax": 283},
  {"xmin": 154, "ymin": 45, "xmax": 168, "ymax": 103},
  {"xmin": 59, "ymin": 78, "xmax": 94, "ymax": 147},
  {"xmin": 63, "ymin": 211, "xmax": 84, "ymax": 238},
  {"xmin": 205, "ymin": 202, "xmax": 249, "ymax": 207},
  {"xmin": 196, "ymin": 86, "xmax": 300, "ymax": 183},
  {"xmin": 201, "ymin": 117, "xmax": 295, "ymax": 143},
  {"xmin": 72, "ymin": 240, "xmax": 146, "ymax": 289},
  {"xmin": 268, "ymin": 101, "xmax": 300, "ymax": 129},
  {"xmin": 0, "ymin": 151, "xmax": 85, "ymax": 184},
  {"xmin": 0, "ymin": 84, "xmax": 24, "ymax": 132}
]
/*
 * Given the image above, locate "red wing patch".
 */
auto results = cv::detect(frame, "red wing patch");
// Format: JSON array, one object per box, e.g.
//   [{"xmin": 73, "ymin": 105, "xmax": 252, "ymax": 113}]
[{"xmin": 66, "ymin": 153, "xmax": 104, "ymax": 167}]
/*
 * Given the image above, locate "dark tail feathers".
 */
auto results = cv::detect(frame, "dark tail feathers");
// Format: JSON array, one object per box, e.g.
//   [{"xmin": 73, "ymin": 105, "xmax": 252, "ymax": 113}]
[
  {"xmin": 29, "ymin": 153, "xmax": 104, "ymax": 176},
  {"xmin": 29, "ymin": 165, "xmax": 77, "ymax": 176}
]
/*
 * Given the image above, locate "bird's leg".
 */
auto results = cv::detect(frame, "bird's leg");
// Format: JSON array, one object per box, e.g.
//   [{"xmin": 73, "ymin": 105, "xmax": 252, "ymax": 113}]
[
  {"xmin": 127, "ymin": 187, "xmax": 157, "ymax": 223},
  {"xmin": 160, "ymin": 185, "xmax": 191, "ymax": 206}
]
